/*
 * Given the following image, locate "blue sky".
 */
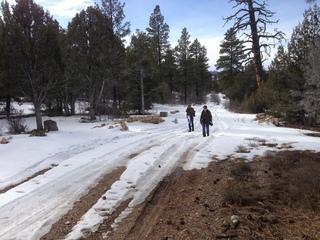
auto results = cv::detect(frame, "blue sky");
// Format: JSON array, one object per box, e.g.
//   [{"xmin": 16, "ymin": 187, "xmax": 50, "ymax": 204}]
[{"xmin": 6, "ymin": 0, "xmax": 311, "ymax": 70}]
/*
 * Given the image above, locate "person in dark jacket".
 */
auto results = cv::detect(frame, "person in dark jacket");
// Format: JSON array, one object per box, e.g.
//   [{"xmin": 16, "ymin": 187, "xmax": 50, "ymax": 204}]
[
  {"xmin": 186, "ymin": 104, "xmax": 195, "ymax": 132},
  {"xmin": 200, "ymin": 105, "xmax": 212, "ymax": 137}
]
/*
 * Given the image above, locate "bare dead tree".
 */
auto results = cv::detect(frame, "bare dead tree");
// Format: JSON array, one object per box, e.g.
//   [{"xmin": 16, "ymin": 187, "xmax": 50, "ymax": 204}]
[{"xmin": 224, "ymin": 0, "xmax": 285, "ymax": 88}]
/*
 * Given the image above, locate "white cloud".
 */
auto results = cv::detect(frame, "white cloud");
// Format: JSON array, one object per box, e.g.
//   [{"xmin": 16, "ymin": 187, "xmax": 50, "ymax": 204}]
[{"xmin": 6, "ymin": 0, "xmax": 95, "ymax": 28}]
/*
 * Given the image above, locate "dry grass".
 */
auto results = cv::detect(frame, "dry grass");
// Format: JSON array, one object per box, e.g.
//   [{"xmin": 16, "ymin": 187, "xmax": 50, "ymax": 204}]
[{"xmin": 214, "ymin": 150, "xmax": 320, "ymax": 239}]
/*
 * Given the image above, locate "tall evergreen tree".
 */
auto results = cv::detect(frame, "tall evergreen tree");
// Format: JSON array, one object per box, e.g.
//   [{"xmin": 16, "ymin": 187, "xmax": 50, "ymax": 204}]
[
  {"xmin": 189, "ymin": 39, "xmax": 211, "ymax": 102},
  {"xmin": 127, "ymin": 30, "xmax": 157, "ymax": 114},
  {"xmin": 175, "ymin": 28, "xmax": 191, "ymax": 104},
  {"xmin": 5, "ymin": 0, "xmax": 62, "ymax": 130},
  {"xmin": 285, "ymin": 4, "xmax": 320, "ymax": 122},
  {"xmin": 0, "ymin": 1, "xmax": 20, "ymax": 116},
  {"xmin": 162, "ymin": 48, "xmax": 177, "ymax": 97},
  {"xmin": 215, "ymin": 28, "xmax": 245, "ymax": 97},
  {"xmin": 99, "ymin": 0, "xmax": 130, "ymax": 109},
  {"xmin": 302, "ymin": 39, "xmax": 320, "ymax": 124},
  {"xmin": 100, "ymin": 0, "xmax": 130, "ymax": 38},
  {"xmin": 67, "ymin": 6, "xmax": 112, "ymax": 120},
  {"xmin": 146, "ymin": 5, "xmax": 170, "ymax": 84}
]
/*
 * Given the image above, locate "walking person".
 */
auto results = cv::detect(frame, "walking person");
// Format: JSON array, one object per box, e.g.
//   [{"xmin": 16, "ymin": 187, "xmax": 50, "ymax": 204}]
[
  {"xmin": 200, "ymin": 105, "xmax": 212, "ymax": 137},
  {"xmin": 186, "ymin": 104, "xmax": 195, "ymax": 132}
]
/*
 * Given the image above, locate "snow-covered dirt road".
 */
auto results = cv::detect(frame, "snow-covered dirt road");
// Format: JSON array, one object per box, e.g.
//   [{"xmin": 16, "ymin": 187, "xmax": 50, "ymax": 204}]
[{"xmin": 1, "ymin": 102, "xmax": 319, "ymax": 239}]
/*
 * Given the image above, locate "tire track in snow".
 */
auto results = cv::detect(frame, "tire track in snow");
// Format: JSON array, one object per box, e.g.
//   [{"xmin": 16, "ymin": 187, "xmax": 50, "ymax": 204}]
[
  {"xmin": 0, "ymin": 132, "xmax": 168, "ymax": 239},
  {"xmin": 65, "ymin": 131, "xmax": 211, "ymax": 239},
  {"xmin": 104, "ymin": 132, "xmax": 216, "ymax": 239},
  {"xmin": 0, "ymin": 131, "xmax": 157, "ymax": 191},
  {"xmin": 0, "ymin": 125, "xmax": 189, "ymax": 240}
]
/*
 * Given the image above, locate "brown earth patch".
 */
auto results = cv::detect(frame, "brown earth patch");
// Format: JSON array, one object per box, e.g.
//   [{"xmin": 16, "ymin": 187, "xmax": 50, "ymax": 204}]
[{"xmin": 41, "ymin": 166, "xmax": 126, "ymax": 240}]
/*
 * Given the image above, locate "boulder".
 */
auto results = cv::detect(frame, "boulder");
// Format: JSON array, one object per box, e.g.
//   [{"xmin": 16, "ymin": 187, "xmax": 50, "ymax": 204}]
[
  {"xmin": 0, "ymin": 138, "xmax": 9, "ymax": 144},
  {"xmin": 160, "ymin": 112, "xmax": 168, "ymax": 117},
  {"xmin": 44, "ymin": 120, "xmax": 59, "ymax": 131}
]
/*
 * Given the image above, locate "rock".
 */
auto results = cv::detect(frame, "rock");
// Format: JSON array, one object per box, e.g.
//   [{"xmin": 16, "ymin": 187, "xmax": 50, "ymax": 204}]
[
  {"xmin": 160, "ymin": 112, "xmax": 168, "ymax": 117},
  {"xmin": 0, "ymin": 138, "xmax": 9, "ymax": 144},
  {"xmin": 44, "ymin": 120, "xmax": 59, "ymax": 131}
]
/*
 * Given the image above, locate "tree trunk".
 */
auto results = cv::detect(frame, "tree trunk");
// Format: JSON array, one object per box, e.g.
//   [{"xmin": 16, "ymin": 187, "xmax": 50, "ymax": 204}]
[
  {"xmin": 34, "ymin": 101, "xmax": 43, "ymax": 130},
  {"xmin": 140, "ymin": 69, "xmax": 145, "ymax": 115},
  {"xmin": 248, "ymin": 0, "xmax": 263, "ymax": 88},
  {"xmin": 88, "ymin": 86, "xmax": 96, "ymax": 120},
  {"xmin": 70, "ymin": 93, "xmax": 76, "ymax": 115},
  {"xmin": 184, "ymin": 68, "xmax": 188, "ymax": 104},
  {"xmin": 5, "ymin": 95, "xmax": 11, "ymax": 118}
]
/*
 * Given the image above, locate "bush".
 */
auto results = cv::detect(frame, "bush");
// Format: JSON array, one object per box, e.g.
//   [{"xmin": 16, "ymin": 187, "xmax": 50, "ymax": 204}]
[
  {"xmin": 29, "ymin": 129, "xmax": 47, "ymax": 137},
  {"xmin": 235, "ymin": 144, "xmax": 250, "ymax": 153},
  {"xmin": 6, "ymin": 115, "xmax": 29, "ymax": 134}
]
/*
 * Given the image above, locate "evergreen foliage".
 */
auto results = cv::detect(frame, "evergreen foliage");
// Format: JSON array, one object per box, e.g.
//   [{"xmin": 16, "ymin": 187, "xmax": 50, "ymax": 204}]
[
  {"xmin": 1, "ymin": 0, "xmax": 63, "ymax": 130},
  {"xmin": 1, "ymin": 0, "xmax": 319, "ymax": 127},
  {"xmin": 266, "ymin": 3, "xmax": 320, "ymax": 123},
  {"xmin": 215, "ymin": 28, "xmax": 246, "ymax": 98},
  {"xmin": 126, "ymin": 30, "xmax": 156, "ymax": 114}
]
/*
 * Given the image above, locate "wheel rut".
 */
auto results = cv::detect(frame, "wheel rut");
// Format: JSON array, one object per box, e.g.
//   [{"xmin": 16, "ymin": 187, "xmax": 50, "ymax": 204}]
[
  {"xmin": 40, "ymin": 166, "xmax": 126, "ymax": 240},
  {"xmin": 125, "ymin": 167, "xmax": 184, "ymax": 240},
  {"xmin": 0, "ymin": 167, "xmax": 53, "ymax": 194},
  {"xmin": 104, "ymin": 147, "xmax": 194, "ymax": 240}
]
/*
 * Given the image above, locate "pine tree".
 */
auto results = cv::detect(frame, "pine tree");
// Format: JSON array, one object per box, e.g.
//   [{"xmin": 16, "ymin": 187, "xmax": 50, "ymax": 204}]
[
  {"xmin": 146, "ymin": 5, "xmax": 170, "ymax": 84},
  {"xmin": 100, "ymin": 0, "xmax": 130, "ymax": 38},
  {"xmin": 162, "ymin": 48, "xmax": 177, "ymax": 97},
  {"xmin": 67, "ymin": 6, "xmax": 112, "ymax": 120},
  {"xmin": 286, "ymin": 4, "xmax": 320, "ymax": 122},
  {"xmin": 189, "ymin": 39, "xmax": 212, "ymax": 103},
  {"xmin": 302, "ymin": 39, "xmax": 320, "ymax": 124},
  {"xmin": 175, "ymin": 28, "xmax": 191, "ymax": 104},
  {"xmin": 215, "ymin": 28, "xmax": 245, "ymax": 97},
  {"xmin": 0, "ymin": 1, "xmax": 20, "ymax": 117},
  {"xmin": 6, "ymin": 0, "xmax": 62, "ymax": 130},
  {"xmin": 126, "ymin": 30, "xmax": 157, "ymax": 114},
  {"xmin": 99, "ymin": 0, "xmax": 130, "ymax": 109}
]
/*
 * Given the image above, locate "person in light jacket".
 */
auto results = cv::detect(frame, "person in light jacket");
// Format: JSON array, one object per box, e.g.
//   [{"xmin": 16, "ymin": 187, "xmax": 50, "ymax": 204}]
[{"xmin": 200, "ymin": 105, "xmax": 212, "ymax": 137}]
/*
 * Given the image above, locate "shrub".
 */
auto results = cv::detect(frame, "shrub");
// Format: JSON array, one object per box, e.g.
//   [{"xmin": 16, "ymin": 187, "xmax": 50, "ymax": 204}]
[
  {"xmin": 235, "ymin": 144, "xmax": 250, "ymax": 153},
  {"xmin": 6, "ymin": 114, "xmax": 29, "ymax": 134},
  {"xmin": 29, "ymin": 129, "xmax": 47, "ymax": 137}
]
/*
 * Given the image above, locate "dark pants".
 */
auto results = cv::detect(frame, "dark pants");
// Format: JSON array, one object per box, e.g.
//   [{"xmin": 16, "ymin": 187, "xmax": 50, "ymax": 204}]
[
  {"xmin": 202, "ymin": 120, "xmax": 210, "ymax": 136},
  {"xmin": 188, "ymin": 116, "xmax": 194, "ymax": 131}
]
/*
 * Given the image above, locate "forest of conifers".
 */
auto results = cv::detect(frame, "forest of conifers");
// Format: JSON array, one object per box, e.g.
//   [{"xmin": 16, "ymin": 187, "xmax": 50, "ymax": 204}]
[{"xmin": 0, "ymin": 0, "xmax": 319, "ymax": 130}]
